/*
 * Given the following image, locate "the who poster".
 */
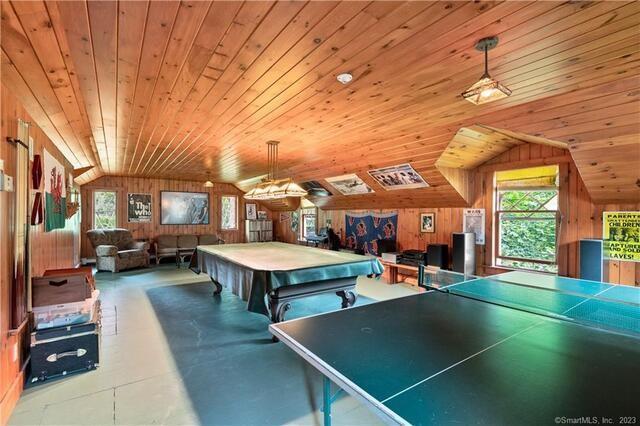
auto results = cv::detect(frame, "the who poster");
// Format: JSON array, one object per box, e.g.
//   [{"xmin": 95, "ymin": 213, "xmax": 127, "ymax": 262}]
[
  {"xmin": 463, "ymin": 208, "xmax": 485, "ymax": 245},
  {"xmin": 345, "ymin": 212, "xmax": 397, "ymax": 255},
  {"xmin": 43, "ymin": 149, "xmax": 66, "ymax": 232},
  {"xmin": 128, "ymin": 193, "xmax": 152, "ymax": 223},
  {"xmin": 603, "ymin": 211, "xmax": 640, "ymax": 262}
]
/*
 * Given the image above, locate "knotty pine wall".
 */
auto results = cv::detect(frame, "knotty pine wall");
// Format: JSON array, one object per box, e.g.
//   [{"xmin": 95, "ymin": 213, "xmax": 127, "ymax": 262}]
[
  {"xmin": 80, "ymin": 176, "xmax": 273, "ymax": 259},
  {"xmin": 276, "ymin": 144, "xmax": 639, "ymax": 286},
  {"xmin": 1, "ymin": 84, "xmax": 81, "ymax": 424}
]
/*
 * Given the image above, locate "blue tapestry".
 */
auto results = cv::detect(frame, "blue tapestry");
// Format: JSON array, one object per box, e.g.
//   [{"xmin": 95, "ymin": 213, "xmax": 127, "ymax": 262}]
[{"xmin": 345, "ymin": 212, "xmax": 398, "ymax": 256}]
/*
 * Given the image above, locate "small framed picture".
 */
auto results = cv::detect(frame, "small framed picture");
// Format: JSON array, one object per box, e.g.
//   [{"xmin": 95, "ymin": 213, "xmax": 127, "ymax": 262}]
[
  {"xmin": 246, "ymin": 203, "xmax": 257, "ymax": 220},
  {"xmin": 257, "ymin": 211, "xmax": 268, "ymax": 220},
  {"xmin": 420, "ymin": 213, "xmax": 435, "ymax": 233}
]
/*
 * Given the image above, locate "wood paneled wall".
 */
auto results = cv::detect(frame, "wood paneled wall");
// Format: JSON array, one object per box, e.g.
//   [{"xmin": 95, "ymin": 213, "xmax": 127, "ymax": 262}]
[
  {"xmin": 80, "ymin": 176, "xmax": 273, "ymax": 259},
  {"xmin": 276, "ymin": 144, "xmax": 639, "ymax": 286},
  {"xmin": 1, "ymin": 83, "xmax": 80, "ymax": 424}
]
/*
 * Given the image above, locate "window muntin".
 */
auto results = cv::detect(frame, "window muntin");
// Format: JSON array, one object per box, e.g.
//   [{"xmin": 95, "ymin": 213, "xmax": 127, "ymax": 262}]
[{"xmin": 94, "ymin": 191, "xmax": 117, "ymax": 229}]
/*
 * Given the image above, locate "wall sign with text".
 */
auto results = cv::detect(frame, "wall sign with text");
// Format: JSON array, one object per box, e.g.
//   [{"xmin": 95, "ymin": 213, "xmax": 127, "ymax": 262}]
[
  {"xmin": 128, "ymin": 193, "xmax": 152, "ymax": 223},
  {"xmin": 463, "ymin": 208, "xmax": 485, "ymax": 245},
  {"xmin": 603, "ymin": 211, "xmax": 640, "ymax": 262}
]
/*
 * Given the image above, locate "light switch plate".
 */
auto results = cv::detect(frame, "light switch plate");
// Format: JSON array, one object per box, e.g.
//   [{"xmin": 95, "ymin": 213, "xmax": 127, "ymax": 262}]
[{"xmin": 5, "ymin": 175, "xmax": 14, "ymax": 192}]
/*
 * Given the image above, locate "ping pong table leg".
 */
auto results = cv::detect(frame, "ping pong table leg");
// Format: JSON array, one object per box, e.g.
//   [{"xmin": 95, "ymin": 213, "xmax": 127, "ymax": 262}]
[
  {"xmin": 323, "ymin": 376, "xmax": 332, "ymax": 426},
  {"xmin": 321, "ymin": 376, "xmax": 344, "ymax": 425}
]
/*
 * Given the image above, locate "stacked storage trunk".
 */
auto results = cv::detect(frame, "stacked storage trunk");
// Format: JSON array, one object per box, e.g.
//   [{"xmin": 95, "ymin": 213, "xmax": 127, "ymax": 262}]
[{"xmin": 29, "ymin": 268, "xmax": 101, "ymax": 383}]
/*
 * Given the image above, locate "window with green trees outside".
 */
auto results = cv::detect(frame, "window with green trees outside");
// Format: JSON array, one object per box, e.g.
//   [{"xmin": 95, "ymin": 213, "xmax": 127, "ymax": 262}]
[
  {"xmin": 495, "ymin": 165, "xmax": 559, "ymax": 273},
  {"xmin": 94, "ymin": 191, "xmax": 117, "ymax": 229}
]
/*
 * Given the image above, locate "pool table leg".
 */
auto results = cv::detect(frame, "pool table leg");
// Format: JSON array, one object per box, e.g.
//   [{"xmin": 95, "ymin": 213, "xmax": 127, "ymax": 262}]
[
  {"xmin": 268, "ymin": 298, "xmax": 291, "ymax": 323},
  {"xmin": 336, "ymin": 290, "xmax": 357, "ymax": 309},
  {"xmin": 210, "ymin": 278, "xmax": 223, "ymax": 295}
]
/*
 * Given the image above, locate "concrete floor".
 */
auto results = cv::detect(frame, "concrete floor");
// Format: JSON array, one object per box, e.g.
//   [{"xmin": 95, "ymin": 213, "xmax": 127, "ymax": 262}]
[{"xmin": 10, "ymin": 265, "xmax": 418, "ymax": 425}]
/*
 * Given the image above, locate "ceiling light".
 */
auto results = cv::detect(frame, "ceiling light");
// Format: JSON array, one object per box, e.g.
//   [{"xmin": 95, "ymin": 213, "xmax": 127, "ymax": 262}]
[
  {"xmin": 244, "ymin": 141, "xmax": 307, "ymax": 200},
  {"xmin": 462, "ymin": 36, "xmax": 511, "ymax": 105},
  {"xmin": 203, "ymin": 171, "xmax": 214, "ymax": 187},
  {"xmin": 336, "ymin": 72, "xmax": 353, "ymax": 84}
]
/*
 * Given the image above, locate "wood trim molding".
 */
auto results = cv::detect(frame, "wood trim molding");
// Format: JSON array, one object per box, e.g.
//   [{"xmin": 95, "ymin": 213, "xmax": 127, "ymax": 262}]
[{"xmin": 478, "ymin": 155, "xmax": 572, "ymax": 173}]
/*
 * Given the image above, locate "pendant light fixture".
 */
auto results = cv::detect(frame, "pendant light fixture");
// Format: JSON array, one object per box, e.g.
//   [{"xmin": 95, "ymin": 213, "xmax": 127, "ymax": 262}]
[
  {"xmin": 203, "ymin": 171, "xmax": 214, "ymax": 188},
  {"xmin": 462, "ymin": 36, "xmax": 511, "ymax": 105},
  {"xmin": 244, "ymin": 141, "xmax": 307, "ymax": 200}
]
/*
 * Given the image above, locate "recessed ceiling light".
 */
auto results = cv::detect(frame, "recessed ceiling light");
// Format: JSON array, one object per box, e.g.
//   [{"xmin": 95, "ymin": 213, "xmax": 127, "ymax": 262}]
[{"xmin": 336, "ymin": 72, "xmax": 353, "ymax": 84}]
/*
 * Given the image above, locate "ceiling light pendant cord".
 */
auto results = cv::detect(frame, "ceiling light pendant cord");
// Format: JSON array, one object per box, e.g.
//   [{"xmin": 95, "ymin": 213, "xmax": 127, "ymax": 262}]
[{"xmin": 483, "ymin": 45, "xmax": 489, "ymax": 78}]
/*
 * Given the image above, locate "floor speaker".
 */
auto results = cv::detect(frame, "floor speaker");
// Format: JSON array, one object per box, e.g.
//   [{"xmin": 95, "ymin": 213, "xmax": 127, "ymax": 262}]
[
  {"xmin": 452, "ymin": 232, "xmax": 476, "ymax": 275},
  {"xmin": 426, "ymin": 244, "xmax": 448, "ymax": 269},
  {"xmin": 580, "ymin": 239, "xmax": 603, "ymax": 282}
]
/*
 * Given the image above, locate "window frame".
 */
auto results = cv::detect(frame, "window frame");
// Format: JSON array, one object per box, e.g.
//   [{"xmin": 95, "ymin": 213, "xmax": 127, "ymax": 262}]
[
  {"xmin": 493, "ymin": 178, "xmax": 560, "ymax": 273},
  {"xmin": 93, "ymin": 190, "xmax": 118, "ymax": 229},
  {"xmin": 220, "ymin": 195, "xmax": 238, "ymax": 231},
  {"xmin": 300, "ymin": 208, "xmax": 318, "ymax": 241}
]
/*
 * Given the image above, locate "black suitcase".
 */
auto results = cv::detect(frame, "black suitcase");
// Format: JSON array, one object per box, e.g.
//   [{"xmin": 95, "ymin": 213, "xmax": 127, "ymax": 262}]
[{"xmin": 29, "ymin": 306, "xmax": 101, "ymax": 383}]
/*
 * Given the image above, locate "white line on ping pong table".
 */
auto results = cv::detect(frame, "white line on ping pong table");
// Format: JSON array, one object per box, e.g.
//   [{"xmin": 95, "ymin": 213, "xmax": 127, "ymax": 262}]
[{"xmin": 381, "ymin": 284, "xmax": 617, "ymax": 405}]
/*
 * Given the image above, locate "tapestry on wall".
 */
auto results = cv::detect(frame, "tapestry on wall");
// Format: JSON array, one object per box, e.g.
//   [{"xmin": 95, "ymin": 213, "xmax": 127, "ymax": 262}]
[
  {"xmin": 345, "ymin": 212, "xmax": 398, "ymax": 256},
  {"xmin": 43, "ymin": 148, "xmax": 66, "ymax": 232},
  {"xmin": 603, "ymin": 211, "xmax": 640, "ymax": 262}
]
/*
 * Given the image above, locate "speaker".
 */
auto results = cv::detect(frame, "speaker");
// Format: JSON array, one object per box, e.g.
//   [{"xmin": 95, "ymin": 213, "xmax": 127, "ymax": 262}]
[
  {"xmin": 426, "ymin": 244, "xmax": 449, "ymax": 269},
  {"xmin": 580, "ymin": 239, "xmax": 603, "ymax": 282},
  {"xmin": 377, "ymin": 239, "xmax": 397, "ymax": 255},
  {"xmin": 452, "ymin": 232, "xmax": 476, "ymax": 275}
]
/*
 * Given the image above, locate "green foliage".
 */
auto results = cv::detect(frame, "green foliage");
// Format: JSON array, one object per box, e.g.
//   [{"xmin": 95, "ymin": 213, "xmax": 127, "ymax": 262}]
[
  {"xmin": 94, "ymin": 191, "xmax": 116, "ymax": 229},
  {"xmin": 498, "ymin": 189, "xmax": 558, "ymax": 273}
]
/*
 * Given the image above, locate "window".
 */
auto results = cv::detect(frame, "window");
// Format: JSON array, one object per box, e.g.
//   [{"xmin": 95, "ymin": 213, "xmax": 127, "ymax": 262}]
[
  {"xmin": 301, "ymin": 208, "xmax": 317, "ymax": 240},
  {"xmin": 93, "ymin": 191, "xmax": 117, "ymax": 229},
  {"xmin": 221, "ymin": 196, "xmax": 237, "ymax": 230},
  {"xmin": 495, "ymin": 165, "xmax": 559, "ymax": 273}
]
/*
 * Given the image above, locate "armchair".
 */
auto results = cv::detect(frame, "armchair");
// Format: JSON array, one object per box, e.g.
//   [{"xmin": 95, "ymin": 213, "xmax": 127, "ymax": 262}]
[{"xmin": 87, "ymin": 228, "xmax": 150, "ymax": 273}]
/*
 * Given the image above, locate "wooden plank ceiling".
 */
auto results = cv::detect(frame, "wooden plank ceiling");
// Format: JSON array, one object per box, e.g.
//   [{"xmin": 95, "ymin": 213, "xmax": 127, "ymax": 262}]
[{"xmin": 1, "ymin": 1, "xmax": 638, "ymax": 207}]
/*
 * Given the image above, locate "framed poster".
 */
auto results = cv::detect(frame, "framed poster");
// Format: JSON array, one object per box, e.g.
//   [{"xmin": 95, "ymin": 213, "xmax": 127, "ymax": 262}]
[
  {"xmin": 603, "ymin": 211, "xmax": 640, "ymax": 261},
  {"xmin": 325, "ymin": 174, "xmax": 374, "ymax": 196},
  {"xmin": 127, "ymin": 193, "xmax": 152, "ymax": 223},
  {"xmin": 257, "ymin": 211, "xmax": 268, "ymax": 220},
  {"xmin": 291, "ymin": 210, "xmax": 300, "ymax": 232},
  {"xmin": 160, "ymin": 191, "xmax": 209, "ymax": 225},
  {"xmin": 420, "ymin": 212, "xmax": 435, "ymax": 233},
  {"xmin": 245, "ymin": 203, "xmax": 257, "ymax": 220},
  {"xmin": 368, "ymin": 163, "xmax": 429, "ymax": 190},
  {"xmin": 463, "ymin": 208, "xmax": 485, "ymax": 245}
]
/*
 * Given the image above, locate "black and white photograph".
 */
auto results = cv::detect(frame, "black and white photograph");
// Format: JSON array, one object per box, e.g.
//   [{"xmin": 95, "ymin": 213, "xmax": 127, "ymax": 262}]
[
  {"xmin": 368, "ymin": 163, "xmax": 429, "ymax": 190},
  {"xmin": 325, "ymin": 174, "xmax": 374, "ymax": 196},
  {"xmin": 160, "ymin": 191, "xmax": 209, "ymax": 225},
  {"xmin": 127, "ymin": 193, "xmax": 152, "ymax": 223},
  {"xmin": 245, "ymin": 203, "xmax": 257, "ymax": 220}
]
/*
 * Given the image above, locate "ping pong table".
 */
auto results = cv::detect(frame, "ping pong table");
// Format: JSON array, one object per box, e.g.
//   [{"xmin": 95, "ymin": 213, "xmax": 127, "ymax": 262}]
[{"xmin": 269, "ymin": 269, "xmax": 640, "ymax": 425}]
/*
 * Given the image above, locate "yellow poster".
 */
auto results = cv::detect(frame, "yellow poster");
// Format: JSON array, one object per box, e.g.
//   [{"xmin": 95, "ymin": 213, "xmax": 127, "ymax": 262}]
[{"xmin": 603, "ymin": 211, "xmax": 640, "ymax": 262}]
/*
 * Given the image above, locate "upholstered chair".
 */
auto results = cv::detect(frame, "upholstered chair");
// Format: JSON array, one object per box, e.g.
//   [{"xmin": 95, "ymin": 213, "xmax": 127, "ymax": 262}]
[{"xmin": 87, "ymin": 228, "xmax": 150, "ymax": 273}]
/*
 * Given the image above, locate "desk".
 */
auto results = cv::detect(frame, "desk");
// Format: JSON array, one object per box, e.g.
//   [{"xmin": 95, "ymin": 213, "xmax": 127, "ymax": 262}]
[
  {"xmin": 270, "ymin": 270, "xmax": 640, "ymax": 425},
  {"xmin": 191, "ymin": 242, "xmax": 383, "ymax": 323}
]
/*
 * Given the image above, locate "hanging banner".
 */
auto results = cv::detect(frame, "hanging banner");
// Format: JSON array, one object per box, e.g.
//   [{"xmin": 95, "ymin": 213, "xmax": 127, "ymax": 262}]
[
  {"xmin": 128, "ymin": 193, "xmax": 152, "ymax": 223},
  {"xmin": 603, "ymin": 211, "xmax": 640, "ymax": 262},
  {"xmin": 43, "ymin": 149, "xmax": 66, "ymax": 232},
  {"xmin": 345, "ymin": 211, "xmax": 398, "ymax": 256},
  {"xmin": 463, "ymin": 208, "xmax": 485, "ymax": 245}
]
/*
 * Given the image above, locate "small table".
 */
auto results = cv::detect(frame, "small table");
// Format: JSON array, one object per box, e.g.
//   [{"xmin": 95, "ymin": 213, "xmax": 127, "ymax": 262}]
[
  {"xmin": 176, "ymin": 248, "xmax": 194, "ymax": 268},
  {"xmin": 379, "ymin": 259, "xmax": 420, "ymax": 284}
]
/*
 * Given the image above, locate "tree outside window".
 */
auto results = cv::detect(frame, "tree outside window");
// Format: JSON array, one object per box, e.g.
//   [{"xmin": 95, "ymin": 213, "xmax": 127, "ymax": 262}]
[
  {"xmin": 495, "ymin": 166, "xmax": 559, "ymax": 273},
  {"xmin": 94, "ymin": 191, "xmax": 117, "ymax": 229},
  {"xmin": 221, "ymin": 196, "xmax": 237, "ymax": 230}
]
